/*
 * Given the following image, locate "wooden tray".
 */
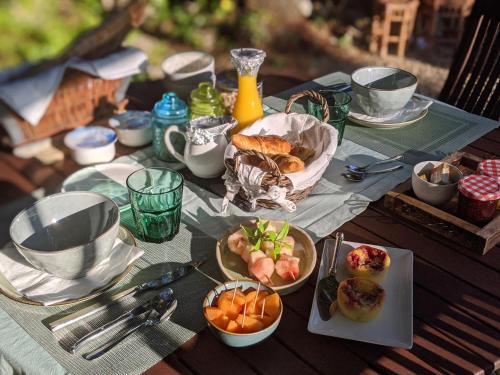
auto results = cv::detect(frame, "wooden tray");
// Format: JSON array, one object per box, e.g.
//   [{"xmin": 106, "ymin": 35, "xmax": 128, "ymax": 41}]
[{"xmin": 384, "ymin": 152, "xmax": 499, "ymax": 255}]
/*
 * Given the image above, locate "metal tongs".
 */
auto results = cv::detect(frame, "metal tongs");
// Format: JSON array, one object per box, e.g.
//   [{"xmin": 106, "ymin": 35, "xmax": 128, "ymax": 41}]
[{"xmin": 71, "ymin": 288, "xmax": 177, "ymax": 360}]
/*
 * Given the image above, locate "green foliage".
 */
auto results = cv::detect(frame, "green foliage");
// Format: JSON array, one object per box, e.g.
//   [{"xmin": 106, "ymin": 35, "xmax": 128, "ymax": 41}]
[
  {"xmin": 241, "ymin": 219, "xmax": 291, "ymax": 260},
  {"xmin": 0, "ymin": 0, "xmax": 103, "ymax": 68}
]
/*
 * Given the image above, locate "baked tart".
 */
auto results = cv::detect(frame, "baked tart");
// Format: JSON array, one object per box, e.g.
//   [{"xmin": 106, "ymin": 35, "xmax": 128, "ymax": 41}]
[
  {"xmin": 337, "ymin": 278, "xmax": 385, "ymax": 322},
  {"xmin": 345, "ymin": 245, "xmax": 391, "ymax": 283}
]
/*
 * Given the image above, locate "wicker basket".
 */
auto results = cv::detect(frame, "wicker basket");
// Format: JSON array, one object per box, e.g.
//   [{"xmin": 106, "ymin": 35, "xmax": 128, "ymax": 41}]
[
  {"xmin": 1, "ymin": 69, "xmax": 127, "ymax": 145},
  {"xmin": 224, "ymin": 90, "xmax": 334, "ymax": 211}
]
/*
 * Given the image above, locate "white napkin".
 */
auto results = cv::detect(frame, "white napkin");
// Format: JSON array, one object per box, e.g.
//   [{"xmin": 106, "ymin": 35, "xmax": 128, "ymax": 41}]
[
  {"xmin": 0, "ymin": 48, "xmax": 148, "ymax": 126},
  {"xmin": 349, "ymin": 94, "xmax": 433, "ymax": 124},
  {"xmin": 0, "ymin": 238, "xmax": 143, "ymax": 306}
]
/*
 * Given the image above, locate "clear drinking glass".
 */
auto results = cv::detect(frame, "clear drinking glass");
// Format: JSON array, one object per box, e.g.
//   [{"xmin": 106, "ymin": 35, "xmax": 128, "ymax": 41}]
[
  {"xmin": 308, "ymin": 90, "xmax": 352, "ymax": 145},
  {"xmin": 126, "ymin": 167, "xmax": 184, "ymax": 243}
]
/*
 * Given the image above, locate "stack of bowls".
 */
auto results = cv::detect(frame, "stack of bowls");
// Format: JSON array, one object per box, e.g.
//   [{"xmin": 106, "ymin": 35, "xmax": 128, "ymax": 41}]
[
  {"xmin": 9, "ymin": 192, "xmax": 120, "ymax": 279},
  {"xmin": 351, "ymin": 67, "xmax": 417, "ymax": 117}
]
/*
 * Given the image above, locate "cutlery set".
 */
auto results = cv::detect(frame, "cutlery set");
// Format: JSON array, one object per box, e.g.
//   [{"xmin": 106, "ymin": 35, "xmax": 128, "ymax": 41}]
[
  {"xmin": 343, "ymin": 155, "xmax": 404, "ymax": 182},
  {"xmin": 54, "ymin": 259, "xmax": 205, "ymax": 360}
]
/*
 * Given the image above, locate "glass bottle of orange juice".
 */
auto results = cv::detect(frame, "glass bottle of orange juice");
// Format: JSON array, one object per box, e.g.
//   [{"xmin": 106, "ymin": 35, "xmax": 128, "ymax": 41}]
[{"xmin": 230, "ymin": 48, "xmax": 266, "ymax": 134}]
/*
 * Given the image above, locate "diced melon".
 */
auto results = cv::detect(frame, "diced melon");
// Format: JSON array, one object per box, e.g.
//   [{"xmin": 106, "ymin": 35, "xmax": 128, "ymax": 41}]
[
  {"xmin": 260, "ymin": 315, "xmax": 275, "ymax": 327},
  {"xmin": 226, "ymin": 320, "xmax": 242, "ymax": 333},
  {"xmin": 264, "ymin": 293, "xmax": 281, "ymax": 319},
  {"xmin": 236, "ymin": 314, "xmax": 265, "ymax": 333},
  {"xmin": 218, "ymin": 289, "xmax": 246, "ymax": 306},
  {"xmin": 218, "ymin": 298, "xmax": 242, "ymax": 320},
  {"xmin": 204, "ymin": 307, "xmax": 223, "ymax": 321},
  {"xmin": 245, "ymin": 290, "xmax": 269, "ymax": 314},
  {"xmin": 212, "ymin": 314, "xmax": 229, "ymax": 330}
]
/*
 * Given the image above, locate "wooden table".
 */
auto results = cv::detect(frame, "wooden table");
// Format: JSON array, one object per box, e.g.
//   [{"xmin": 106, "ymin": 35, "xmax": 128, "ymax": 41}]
[{"xmin": 1, "ymin": 76, "xmax": 499, "ymax": 375}]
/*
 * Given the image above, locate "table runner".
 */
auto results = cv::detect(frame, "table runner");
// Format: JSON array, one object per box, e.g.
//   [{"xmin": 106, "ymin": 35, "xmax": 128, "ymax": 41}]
[{"xmin": 263, "ymin": 72, "xmax": 499, "ymax": 161}]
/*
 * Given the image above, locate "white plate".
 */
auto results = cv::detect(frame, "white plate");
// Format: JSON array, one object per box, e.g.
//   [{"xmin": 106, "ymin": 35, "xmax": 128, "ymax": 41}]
[
  {"xmin": 348, "ymin": 95, "xmax": 431, "ymax": 129},
  {"xmin": 308, "ymin": 240, "xmax": 413, "ymax": 349},
  {"xmin": 62, "ymin": 163, "xmax": 143, "ymax": 208}
]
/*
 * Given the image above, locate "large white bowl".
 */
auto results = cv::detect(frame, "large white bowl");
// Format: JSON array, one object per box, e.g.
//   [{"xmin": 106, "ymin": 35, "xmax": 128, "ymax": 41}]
[
  {"xmin": 10, "ymin": 192, "xmax": 120, "ymax": 279},
  {"xmin": 351, "ymin": 67, "xmax": 417, "ymax": 117},
  {"xmin": 412, "ymin": 161, "xmax": 463, "ymax": 206}
]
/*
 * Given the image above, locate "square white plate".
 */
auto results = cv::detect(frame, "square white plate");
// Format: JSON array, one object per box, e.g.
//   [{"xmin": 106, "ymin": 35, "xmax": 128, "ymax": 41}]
[{"xmin": 308, "ymin": 240, "xmax": 413, "ymax": 349}]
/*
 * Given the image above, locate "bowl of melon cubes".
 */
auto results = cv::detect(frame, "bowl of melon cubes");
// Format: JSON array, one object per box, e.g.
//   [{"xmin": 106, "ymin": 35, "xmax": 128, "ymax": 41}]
[{"xmin": 203, "ymin": 280, "xmax": 282, "ymax": 347}]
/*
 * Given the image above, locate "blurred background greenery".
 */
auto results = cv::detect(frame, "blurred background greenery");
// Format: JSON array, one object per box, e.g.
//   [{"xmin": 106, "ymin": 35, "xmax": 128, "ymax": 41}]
[{"xmin": 0, "ymin": 0, "xmax": 450, "ymax": 97}]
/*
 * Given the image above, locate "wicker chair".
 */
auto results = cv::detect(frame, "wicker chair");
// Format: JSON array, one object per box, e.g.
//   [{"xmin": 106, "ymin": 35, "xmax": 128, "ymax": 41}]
[{"xmin": 439, "ymin": 0, "xmax": 499, "ymax": 120}]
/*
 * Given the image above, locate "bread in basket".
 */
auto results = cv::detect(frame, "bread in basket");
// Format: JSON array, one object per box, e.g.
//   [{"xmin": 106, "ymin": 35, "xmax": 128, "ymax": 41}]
[{"xmin": 222, "ymin": 91, "xmax": 338, "ymax": 212}]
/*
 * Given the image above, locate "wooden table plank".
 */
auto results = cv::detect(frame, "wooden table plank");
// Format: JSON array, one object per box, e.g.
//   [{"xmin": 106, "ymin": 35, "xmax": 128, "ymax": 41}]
[{"xmin": 174, "ymin": 330, "xmax": 258, "ymax": 375}]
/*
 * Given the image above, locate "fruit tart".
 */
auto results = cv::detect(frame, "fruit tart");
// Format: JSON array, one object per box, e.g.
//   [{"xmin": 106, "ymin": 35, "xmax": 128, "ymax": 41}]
[
  {"xmin": 337, "ymin": 277, "xmax": 385, "ymax": 322},
  {"xmin": 345, "ymin": 245, "xmax": 391, "ymax": 283}
]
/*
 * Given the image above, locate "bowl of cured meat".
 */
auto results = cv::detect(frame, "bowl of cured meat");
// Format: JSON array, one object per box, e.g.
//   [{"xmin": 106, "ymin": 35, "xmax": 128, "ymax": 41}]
[{"xmin": 215, "ymin": 219, "xmax": 316, "ymax": 295}]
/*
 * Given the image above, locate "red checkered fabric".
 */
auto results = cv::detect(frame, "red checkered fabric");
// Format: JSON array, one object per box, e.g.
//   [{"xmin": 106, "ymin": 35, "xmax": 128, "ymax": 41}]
[
  {"xmin": 478, "ymin": 159, "xmax": 500, "ymax": 183},
  {"xmin": 458, "ymin": 174, "xmax": 500, "ymax": 201}
]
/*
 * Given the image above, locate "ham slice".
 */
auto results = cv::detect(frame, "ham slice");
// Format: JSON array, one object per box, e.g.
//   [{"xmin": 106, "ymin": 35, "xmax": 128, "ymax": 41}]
[
  {"xmin": 275, "ymin": 254, "xmax": 300, "ymax": 281},
  {"xmin": 248, "ymin": 251, "xmax": 275, "ymax": 283}
]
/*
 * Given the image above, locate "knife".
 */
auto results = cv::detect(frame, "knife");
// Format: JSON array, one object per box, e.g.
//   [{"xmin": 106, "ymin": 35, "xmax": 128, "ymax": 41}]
[
  {"xmin": 49, "ymin": 259, "xmax": 204, "ymax": 332},
  {"xmin": 316, "ymin": 233, "xmax": 343, "ymax": 321},
  {"xmin": 70, "ymin": 289, "xmax": 174, "ymax": 354}
]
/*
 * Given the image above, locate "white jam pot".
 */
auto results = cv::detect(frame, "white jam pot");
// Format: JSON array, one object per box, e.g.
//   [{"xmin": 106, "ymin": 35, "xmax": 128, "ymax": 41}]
[{"xmin": 164, "ymin": 116, "xmax": 237, "ymax": 178}]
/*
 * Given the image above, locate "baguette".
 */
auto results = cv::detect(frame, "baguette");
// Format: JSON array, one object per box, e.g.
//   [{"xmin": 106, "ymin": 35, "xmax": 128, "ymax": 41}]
[
  {"xmin": 258, "ymin": 154, "xmax": 305, "ymax": 173},
  {"xmin": 231, "ymin": 134, "xmax": 292, "ymax": 155}
]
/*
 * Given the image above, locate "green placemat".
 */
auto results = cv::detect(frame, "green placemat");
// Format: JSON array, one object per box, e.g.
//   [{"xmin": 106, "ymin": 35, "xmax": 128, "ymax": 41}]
[
  {"xmin": 0, "ymin": 221, "xmax": 222, "ymax": 375},
  {"xmin": 264, "ymin": 72, "xmax": 499, "ymax": 160}
]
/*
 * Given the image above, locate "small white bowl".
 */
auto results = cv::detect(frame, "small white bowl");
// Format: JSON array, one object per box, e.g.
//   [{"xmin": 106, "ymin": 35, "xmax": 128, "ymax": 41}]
[
  {"xmin": 64, "ymin": 126, "xmax": 117, "ymax": 165},
  {"xmin": 109, "ymin": 111, "xmax": 152, "ymax": 147},
  {"xmin": 203, "ymin": 280, "xmax": 282, "ymax": 347},
  {"xmin": 412, "ymin": 161, "xmax": 463, "ymax": 206}
]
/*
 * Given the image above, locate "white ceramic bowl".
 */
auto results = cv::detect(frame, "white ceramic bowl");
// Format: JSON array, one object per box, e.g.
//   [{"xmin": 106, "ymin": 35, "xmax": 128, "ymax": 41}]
[
  {"xmin": 203, "ymin": 280, "xmax": 282, "ymax": 347},
  {"xmin": 412, "ymin": 161, "xmax": 463, "ymax": 206},
  {"xmin": 109, "ymin": 111, "xmax": 152, "ymax": 147},
  {"xmin": 351, "ymin": 67, "xmax": 417, "ymax": 117},
  {"xmin": 9, "ymin": 192, "xmax": 120, "ymax": 279},
  {"xmin": 216, "ymin": 220, "xmax": 317, "ymax": 295},
  {"xmin": 64, "ymin": 126, "xmax": 117, "ymax": 165},
  {"xmin": 161, "ymin": 51, "xmax": 215, "ymax": 99}
]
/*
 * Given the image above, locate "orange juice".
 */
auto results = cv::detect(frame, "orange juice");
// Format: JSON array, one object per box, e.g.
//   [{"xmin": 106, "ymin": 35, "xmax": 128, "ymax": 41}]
[{"xmin": 232, "ymin": 75, "xmax": 263, "ymax": 134}]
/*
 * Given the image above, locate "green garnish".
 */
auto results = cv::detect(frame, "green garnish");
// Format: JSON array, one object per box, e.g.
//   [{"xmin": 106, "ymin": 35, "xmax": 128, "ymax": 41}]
[{"xmin": 241, "ymin": 218, "xmax": 291, "ymax": 260}]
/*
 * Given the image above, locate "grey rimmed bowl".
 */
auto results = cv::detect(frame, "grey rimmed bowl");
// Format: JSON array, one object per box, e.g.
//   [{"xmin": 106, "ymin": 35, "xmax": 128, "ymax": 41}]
[
  {"xmin": 351, "ymin": 67, "xmax": 417, "ymax": 117},
  {"xmin": 203, "ymin": 280, "xmax": 282, "ymax": 347},
  {"xmin": 9, "ymin": 192, "xmax": 120, "ymax": 279}
]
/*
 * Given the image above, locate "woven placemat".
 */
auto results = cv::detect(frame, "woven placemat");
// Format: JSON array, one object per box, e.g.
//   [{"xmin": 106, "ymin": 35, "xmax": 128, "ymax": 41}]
[
  {"xmin": 0, "ymin": 221, "xmax": 222, "ymax": 375},
  {"xmin": 263, "ymin": 72, "xmax": 499, "ymax": 160}
]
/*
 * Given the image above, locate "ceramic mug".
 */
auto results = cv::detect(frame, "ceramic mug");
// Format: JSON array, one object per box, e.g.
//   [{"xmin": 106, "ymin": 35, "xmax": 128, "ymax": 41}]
[{"xmin": 164, "ymin": 116, "xmax": 236, "ymax": 178}]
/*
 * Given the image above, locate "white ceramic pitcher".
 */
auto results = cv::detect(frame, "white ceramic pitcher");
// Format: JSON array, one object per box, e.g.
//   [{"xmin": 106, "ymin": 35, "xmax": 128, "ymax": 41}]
[{"xmin": 164, "ymin": 116, "xmax": 237, "ymax": 178}]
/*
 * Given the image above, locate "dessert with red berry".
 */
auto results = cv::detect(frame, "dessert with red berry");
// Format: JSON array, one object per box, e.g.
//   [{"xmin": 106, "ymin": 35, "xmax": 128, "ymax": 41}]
[
  {"xmin": 345, "ymin": 245, "xmax": 391, "ymax": 283},
  {"xmin": 337, "ymin": 277, "xmax": 385, "ymax": 322}
]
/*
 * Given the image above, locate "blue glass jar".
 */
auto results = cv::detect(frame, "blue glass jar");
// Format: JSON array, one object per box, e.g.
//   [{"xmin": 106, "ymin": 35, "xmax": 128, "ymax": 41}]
[{"xmin": 151, "ymin": 92, "xmax": 189, "ymax": 162}]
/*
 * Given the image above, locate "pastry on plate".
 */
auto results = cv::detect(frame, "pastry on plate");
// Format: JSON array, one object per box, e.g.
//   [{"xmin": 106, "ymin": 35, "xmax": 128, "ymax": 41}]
[
  {"xmin": 345, "ymin": 245, "xmax": 391, "ymax": 283},
  {"xmin": 337, "ymin": 277, "xmax": 385, "ymax": 322}
]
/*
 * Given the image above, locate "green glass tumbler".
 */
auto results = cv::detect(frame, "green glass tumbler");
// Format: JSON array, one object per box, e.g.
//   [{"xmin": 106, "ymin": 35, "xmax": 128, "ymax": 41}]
[
  {"xmin": 126, "ymin": 167, "xmax": 184, "ymax": 243},
  {"xmin": 307, "ymin": 90, "xmax": 352, "ymax": 145}
]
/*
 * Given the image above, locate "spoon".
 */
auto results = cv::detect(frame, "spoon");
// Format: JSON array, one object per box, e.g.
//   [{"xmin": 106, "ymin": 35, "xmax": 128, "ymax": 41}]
[
  {"xmin": 343, "ymin": 165, "xmax": 403, "ymax": 182},
  {"xmin": 345, "ymin": 154, "xmax": 403, "ymax": 173}
]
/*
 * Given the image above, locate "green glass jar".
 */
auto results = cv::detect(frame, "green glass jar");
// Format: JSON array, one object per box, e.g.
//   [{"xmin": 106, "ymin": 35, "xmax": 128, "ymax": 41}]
[{"xmin": 190, "ymin": 82, "xmax": 226, "ymax": 119}]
